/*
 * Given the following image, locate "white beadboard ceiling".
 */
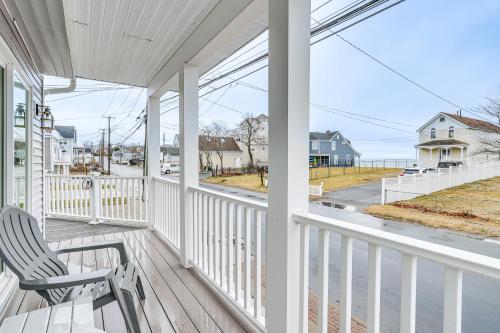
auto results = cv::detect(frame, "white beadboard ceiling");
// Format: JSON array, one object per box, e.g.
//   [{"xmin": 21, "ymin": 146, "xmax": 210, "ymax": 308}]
[{"xmin": 5, "ymin": 0, "xmax": 266, "ymax": 91}]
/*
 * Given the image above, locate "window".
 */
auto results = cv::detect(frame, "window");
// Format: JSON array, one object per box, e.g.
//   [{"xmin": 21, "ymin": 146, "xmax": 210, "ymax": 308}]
[
  {"xmin": 430, "ymin": 128, "xmax": 436, "ymax": 139},
  {"xmin": 342, "ymin": 140, "xmax": 346, "ymax": 145},
  {"xmin": 439, "ymin": 116, "xmax": 445, "ymax": 122},
  {"xmin": 312, "ymin": 141, "xmax": 319, "ymax": 150},
  {"xmin": 449, "ymin": 126, "xmax": 454, "ymax": 138},
  {"xmin": 346, "ymin": 155, "xmax": 351, "ymax": 164},
  {"xmin": 331, "ymin": 141, "xmax": 336, "ymax": 151},
  {"xmin": 13, "ymin": 74, "xmax": 29, "ymax": 209}
]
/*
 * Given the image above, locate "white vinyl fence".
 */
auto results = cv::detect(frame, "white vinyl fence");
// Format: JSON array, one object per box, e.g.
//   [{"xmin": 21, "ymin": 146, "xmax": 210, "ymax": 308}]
[
  {"xmin": 382, "ymin": 161, "xmax": 500, "ymax": 204},
  {"xmin": 45, "ymin": 174, "xmax": 148, "ymax": 224}
]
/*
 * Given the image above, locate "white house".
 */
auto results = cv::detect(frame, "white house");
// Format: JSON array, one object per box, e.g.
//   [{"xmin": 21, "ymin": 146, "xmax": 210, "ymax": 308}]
[
  {"xmin": 54, "ymin": 125, "xmax": 77, "ymax": 165},
  {"xmin": 199, "ymin": 135, "xmax": 243, "ymax": 170},
  {"xmin": 416, "ymin": 112, "xmax": 500, "ymax": 167},
  {"xmin": 43, "ymin": 129, "xmax": 71, "ymax": 174}
]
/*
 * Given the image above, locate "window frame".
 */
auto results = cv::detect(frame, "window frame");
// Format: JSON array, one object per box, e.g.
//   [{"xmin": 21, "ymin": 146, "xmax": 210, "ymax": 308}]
[{"xmin": 430, "ymin": 128, "xmax": 436, "ymax": 139}]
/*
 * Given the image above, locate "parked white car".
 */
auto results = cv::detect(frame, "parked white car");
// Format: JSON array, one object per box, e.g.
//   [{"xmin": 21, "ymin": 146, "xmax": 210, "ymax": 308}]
[
  {"xmin": 161, "ymin": 162, "xmax": 180, "ymax": 174},
  {"xmin": 399, "ymin": 167, "xmax": 435, "ymax": 176}
]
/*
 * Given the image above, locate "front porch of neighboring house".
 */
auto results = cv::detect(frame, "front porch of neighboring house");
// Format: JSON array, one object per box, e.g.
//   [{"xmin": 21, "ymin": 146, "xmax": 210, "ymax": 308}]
[
  {"xmin": 0, "ymin": 1, "xmax": 499, "ymax": 333},
  {"xmin": 416, "ymin": 140, "xmax": 469, "ymax": 168}
]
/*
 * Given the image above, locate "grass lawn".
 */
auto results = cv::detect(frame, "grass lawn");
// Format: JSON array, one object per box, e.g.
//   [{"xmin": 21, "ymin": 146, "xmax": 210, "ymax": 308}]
[
  {"xmin": 365, "ymin": 177, "xmax": 500, "ymax": 238},
  {"xmin": 202, "ymin": 167, "xmax": 400, "ymax": 193}
]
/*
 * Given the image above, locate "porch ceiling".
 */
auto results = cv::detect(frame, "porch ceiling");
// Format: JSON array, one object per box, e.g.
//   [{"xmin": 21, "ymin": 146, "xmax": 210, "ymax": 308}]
[{"xmin": 5, "ymin": 0, "xmax": 267, "ymax": 90}]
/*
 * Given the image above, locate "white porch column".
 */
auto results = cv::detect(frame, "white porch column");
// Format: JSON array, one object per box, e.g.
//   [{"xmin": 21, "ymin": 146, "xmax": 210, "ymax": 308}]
[
  {"xmin": 267, "ymin": 0, "xmax": 311, "ymax": 332},
  {"xmin": 429, "ymin": 148, "xmax": 433, "ymax": 167},
  {"xmin": 460, "ymin": 147, "xmax": 464, "ymax": 162},
  {"xmin": 179, "ymin": 64, "xmax": 199, "ymax": 268},
  {"xmin": 146, "ymin": 96, "xmax": 161, "ymax": 228},
  {"xmin": 147, "ymin": 96, "xmax": 161, "ymax": 178}
]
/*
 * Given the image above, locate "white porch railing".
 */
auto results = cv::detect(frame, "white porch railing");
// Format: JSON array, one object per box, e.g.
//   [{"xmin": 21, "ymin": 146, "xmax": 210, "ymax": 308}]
[
  {"xmin": 151, "ymin": 177, "xmax": 180, "ymax": 248},
  {"xmin": 148, "ymin": 176, "xmax": 500, "ymax": 332},
  {"xmin": 294, "ymin": 211, "xmax": 500, "ymax": 333},
  {"xmin": 382, "ymin": 161, "xmax": 500, "ymax": 204},
  {"xmin": 45, "ymin": 175, "xmax": 148, "ymax": 224},
  {"xmin": 149, "ymin": 177, "xmax": 267, "ymax": 327}
]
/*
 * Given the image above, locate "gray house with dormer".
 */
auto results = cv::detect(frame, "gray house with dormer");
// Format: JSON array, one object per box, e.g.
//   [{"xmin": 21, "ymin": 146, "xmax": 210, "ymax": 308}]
[{"xmin": 309, "ymin": 131, "xmax": 360, "ymax": 166}]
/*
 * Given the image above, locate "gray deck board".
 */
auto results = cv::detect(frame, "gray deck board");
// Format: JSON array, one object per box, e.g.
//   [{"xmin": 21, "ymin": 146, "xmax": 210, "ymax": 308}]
[{"xmin": 0, "ymin": 220, "xmax": 246, "ymax": 333}]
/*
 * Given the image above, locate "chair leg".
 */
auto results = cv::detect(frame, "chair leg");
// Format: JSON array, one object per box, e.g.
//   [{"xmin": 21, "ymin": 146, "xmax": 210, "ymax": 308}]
[
  {"xmin": 136, "ymin": 276, "xmax": 146, "ymax": 300},
  {"xmin": 109, "ymin": 277, "xmax": 141, "ymax": 333}
]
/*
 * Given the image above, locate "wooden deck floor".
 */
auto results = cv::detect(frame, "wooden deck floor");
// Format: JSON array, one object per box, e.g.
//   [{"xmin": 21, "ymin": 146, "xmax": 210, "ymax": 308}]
[{"xmin": 0, "ymin": 224, "xmax": 246, "ymax": 332}]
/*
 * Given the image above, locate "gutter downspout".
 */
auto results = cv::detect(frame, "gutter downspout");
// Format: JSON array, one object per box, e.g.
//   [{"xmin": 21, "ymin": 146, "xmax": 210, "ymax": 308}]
[{"xmin": 44, "ymin": 78, "xmax": 76, "ymax": 95}]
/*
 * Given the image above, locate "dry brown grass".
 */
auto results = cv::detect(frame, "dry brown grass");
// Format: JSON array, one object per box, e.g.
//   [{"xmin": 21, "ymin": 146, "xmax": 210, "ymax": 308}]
[
  {"xmin": 202, "ymin": 167, "xmax": 400, "ymax": 193},
  {"xmin": 365, "ymin": 177, "xmax": 500, "ymax": 238}
]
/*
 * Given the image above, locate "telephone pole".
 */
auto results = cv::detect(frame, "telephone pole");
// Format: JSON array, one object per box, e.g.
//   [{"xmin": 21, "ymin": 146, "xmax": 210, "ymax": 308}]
[
  {"xmin": 103, "ymin": 116, "xmax": 116, "ymax": 175},
  {"xmin": 162, "ymin": 132, "xmax": 166, "ymax": 164},
  {"xmin": 99, "ymin": 129, "xmax": 106, "ymax": 171}
]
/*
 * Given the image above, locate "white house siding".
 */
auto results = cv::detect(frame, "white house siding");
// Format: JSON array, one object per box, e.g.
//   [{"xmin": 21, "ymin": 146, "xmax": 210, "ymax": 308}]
[
  {"xmin": 201, "ymin": 151, "xmax": 243, "ymax": 170},
  {"xmin": 417, "ymin": 114, "xmax": 500, "ymax": 167},
  {"xmin": 0, "ymin": 3, "xmax": 44, "ymax": 221}
]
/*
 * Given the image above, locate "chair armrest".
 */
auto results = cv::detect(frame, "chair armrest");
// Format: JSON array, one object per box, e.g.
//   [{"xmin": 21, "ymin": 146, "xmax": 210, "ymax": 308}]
[
  {"xmin": 20, "ymin": 269, "xmax": 113, "ymax": 290},
  {"xmin": 56, "ymin": 239, "xmax": 129, "ymax": 264}
]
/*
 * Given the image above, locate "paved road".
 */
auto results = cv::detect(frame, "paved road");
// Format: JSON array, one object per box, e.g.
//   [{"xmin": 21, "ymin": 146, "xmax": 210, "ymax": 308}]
[
  {"xmin": 322, "ymin": 181, "xmax": 382, "ymax": 211},
  {"xmin": 110, "ymin": 164, "xmax": 500, "ymax": 332}
]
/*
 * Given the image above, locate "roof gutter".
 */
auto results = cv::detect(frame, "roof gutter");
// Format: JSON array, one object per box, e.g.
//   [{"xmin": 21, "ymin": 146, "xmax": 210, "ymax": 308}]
[{"xmin": 44, "ymin": 78, "xmax": 76, "ymax": 95}]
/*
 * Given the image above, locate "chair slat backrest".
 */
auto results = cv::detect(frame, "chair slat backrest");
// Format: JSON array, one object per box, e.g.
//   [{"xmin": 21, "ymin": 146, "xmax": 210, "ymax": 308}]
[{"xmin": 0, "ymin": 207, "xmax": 69, "ymax": 304}]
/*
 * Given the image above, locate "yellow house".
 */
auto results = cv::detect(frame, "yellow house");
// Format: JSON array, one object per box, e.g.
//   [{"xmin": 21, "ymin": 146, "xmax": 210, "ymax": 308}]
[{"xmin": 416, "ymin": 112, "xmax": 500, "ymax": 167}]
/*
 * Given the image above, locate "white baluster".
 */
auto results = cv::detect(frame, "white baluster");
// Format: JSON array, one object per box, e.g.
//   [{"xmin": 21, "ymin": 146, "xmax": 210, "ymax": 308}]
[
  {"xmin": 299, "ymin": 223, "xmax": 310, "ymax": 333},
  {"xmin": 340, "ymin": 236, "xmax": 353, "ymax": 333},
  {"xmin": 367, "ymin": 244, "xmax": 381, "ymax": 333},
  {"xmin": 400, "ymin": 254, "xmax": 417, "ymax": 333},
  {"xmin": 443, "ymin": 267, "xmax": 462, "ymax": 333}
]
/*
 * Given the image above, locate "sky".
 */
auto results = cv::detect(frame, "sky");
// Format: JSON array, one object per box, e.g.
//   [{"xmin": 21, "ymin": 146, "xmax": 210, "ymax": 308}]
[{"xmin": 45, "ymin": 0, "xmax": 500, "ymax": 160}]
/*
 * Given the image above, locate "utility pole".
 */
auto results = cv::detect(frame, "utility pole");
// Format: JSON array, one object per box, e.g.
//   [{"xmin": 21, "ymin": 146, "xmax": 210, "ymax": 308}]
[
  {"xmin": 103, "ymin": 116, "xmax": 116, "ymax": 175},
  {"xmin": 99, "ymin": 129, "xmax": 106, "ymax": 171},
  {"xmin": 90, "ymin": 142, "xmax": 94, "ymax": 164},
  {"xmin": 162, "ymin": 132, "xmax": 166, "ymax": 164}
]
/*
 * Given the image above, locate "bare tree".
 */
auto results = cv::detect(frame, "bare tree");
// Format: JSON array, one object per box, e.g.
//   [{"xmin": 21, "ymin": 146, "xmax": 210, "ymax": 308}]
[
  {"xmin": 233, "ymin": 114, "xmax": 267, "ymax": 167},
  {"xmin": 210, "ymin": 121, "xmax": 230, "ymax": 172},
  {"xmin": 199, "ymin": 124, "xmax": 214, "ymax": 171},
  {"xmin": 475, "ymin": 94, "xmax": 500, "ymax": 158}
]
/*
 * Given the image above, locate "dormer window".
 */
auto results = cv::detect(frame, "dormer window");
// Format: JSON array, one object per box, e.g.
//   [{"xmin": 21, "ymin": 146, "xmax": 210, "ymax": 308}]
[
  {"xmin": 430, "ymin": 128, "xmax": 436, "ymax": 139},
  {"xmin": 449, "ymin": 126, "xmax": 454, "ymax": 138},
  {"xmin": 439, "ymin": 116, "xmax": 445, "ymax": 122}
]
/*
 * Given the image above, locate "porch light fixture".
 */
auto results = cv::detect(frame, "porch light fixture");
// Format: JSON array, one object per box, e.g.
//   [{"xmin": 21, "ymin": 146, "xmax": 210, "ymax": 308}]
[
  {"xmin": 14, "ymin": 103, "xmax": 26, "ymax": 128},
  {"xmin": 40, "ymin": 106, "xmax": 55, "ymax": 130}
]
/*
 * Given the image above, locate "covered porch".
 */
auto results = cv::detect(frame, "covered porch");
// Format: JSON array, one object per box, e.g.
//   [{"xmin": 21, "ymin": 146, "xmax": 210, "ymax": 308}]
[
  {"xmin": 0, "ymin": 0, "xmax": 499, "ymax": 333},
  {"xmin": 416, "ymin": 139, "xmax": 469, "ymax": 168}
]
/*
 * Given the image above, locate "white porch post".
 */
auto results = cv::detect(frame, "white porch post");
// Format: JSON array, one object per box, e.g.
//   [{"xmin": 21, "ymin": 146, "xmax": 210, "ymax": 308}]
[
  {"xmin": 179, "ymin": 64, "xmax": 199, "ymax": 268},
  {"xmin": 460, "ymin": 147, "xmax": 464, "ymax": 162},
  {"xmin": 267, "ymin": 0, "xmax": 311, "ymax": 331},
  {"xmin": 429, "ymin": 148, "xmax": 433, "ymax": 168},
  {"xmin": 146, "ymin": 96, "xmax": 161, "ymax": 228}
]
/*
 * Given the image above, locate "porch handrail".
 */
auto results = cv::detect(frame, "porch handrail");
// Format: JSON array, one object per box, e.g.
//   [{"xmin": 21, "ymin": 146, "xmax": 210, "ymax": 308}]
[
  {"xmin": 44, "ymin": 174, "xmax": 148, "ymax": 224},
  {"xmin": 293, "ymin": 211, "xmax": 500, "ymax": 333},
  {"xmin": 187, "ymin": 185, "xmax": 268, "ymax": 211},
  {"xmin": 294, "ymin": 212, "xmax": 500, "ymax": 279}
]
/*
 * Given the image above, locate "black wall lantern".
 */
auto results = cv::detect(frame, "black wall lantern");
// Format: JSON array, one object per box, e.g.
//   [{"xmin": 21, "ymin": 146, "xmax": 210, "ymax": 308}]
[
  {"xmin": 40, "ymin": 106, "xmax": 54, "ymax": 130},
  {"xmin": 14, "ymin": 103, "xmax": 26, "ymax": 128}
]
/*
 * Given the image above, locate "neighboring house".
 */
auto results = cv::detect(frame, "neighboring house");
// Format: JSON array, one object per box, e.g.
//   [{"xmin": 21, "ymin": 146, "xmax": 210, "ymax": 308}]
[
  {"xmin": 415, "ymin": 112, "xmax": 500, "ymax": 167},
  {"xmin": 160, "ymin": 145, "xmax": 180, "ymax": 163},
  {"xmin": 309, "ymin": 131, "xmax": 361, "ymax": 166},
  {"xmin": 54, "ymin": 125, "xmax": 77, "ymax": 165},
  {"xmin": 199, "ymin": 135, "xmax": 243, "ymax": 170},
  {"xmin": 43, "ymin": 129, "xmax": 71, "ymax": 174},
  {"xmin": 235, "ymin": 114, "xmax": 269, "ymax": 166}
]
